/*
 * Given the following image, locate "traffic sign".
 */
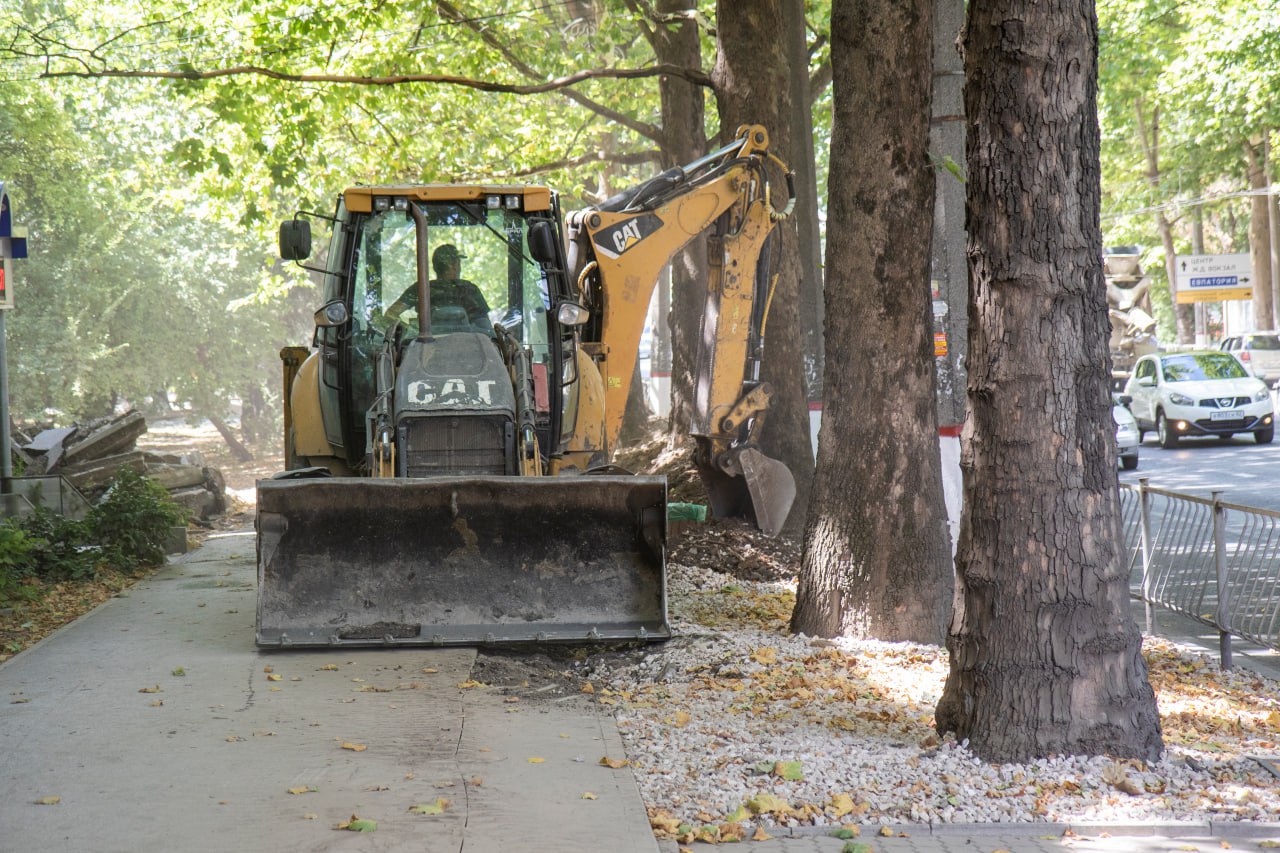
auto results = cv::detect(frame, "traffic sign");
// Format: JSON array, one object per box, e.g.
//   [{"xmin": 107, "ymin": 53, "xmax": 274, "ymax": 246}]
[{"xmin": 1174, "ymin": 253, "xmax": 1253, "ymax": 303}]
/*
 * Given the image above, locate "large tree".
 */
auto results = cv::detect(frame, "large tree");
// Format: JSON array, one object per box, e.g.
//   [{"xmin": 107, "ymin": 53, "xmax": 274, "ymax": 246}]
[
  {"xmin": 788, "ymin": 0, "xmax": 951, "ymax": 643},
  {"xmin": 935, "ymin": 0, "xmax": 1163, "ymax": 762},
  {"xmin": 713, "ymin": 0, "xmax": 815, "ymax": 534}
]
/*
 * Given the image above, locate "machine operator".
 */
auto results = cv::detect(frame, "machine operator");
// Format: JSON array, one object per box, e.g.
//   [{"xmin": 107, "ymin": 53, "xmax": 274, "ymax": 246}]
[{"xmin": 385, "ymin": 244, "xmax": 492, "ymax": 332}]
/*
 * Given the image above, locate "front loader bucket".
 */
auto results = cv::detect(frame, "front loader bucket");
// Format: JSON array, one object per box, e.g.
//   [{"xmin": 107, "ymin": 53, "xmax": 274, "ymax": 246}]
[{"xmin": 256, "ymin": 476, "xmax": 669, "ymax": 647}]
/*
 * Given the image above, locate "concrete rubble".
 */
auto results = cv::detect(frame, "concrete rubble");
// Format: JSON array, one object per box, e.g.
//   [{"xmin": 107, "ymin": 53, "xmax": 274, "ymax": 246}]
[{"xmin": 13, "ymin": 410, "xmax": 227, "ymax": 520}]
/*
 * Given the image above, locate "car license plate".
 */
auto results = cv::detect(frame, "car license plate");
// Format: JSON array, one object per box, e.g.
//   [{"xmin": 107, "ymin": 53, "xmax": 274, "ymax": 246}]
[{"xmin": 1211, "ymin": 410, "xmax": 1243, "ymax": 421}]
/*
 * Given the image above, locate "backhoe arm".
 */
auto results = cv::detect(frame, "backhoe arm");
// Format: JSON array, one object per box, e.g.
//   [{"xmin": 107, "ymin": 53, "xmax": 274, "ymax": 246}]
[{"xmin": 564, "ymin": 125, "xmax": 797, "ymax": 535}]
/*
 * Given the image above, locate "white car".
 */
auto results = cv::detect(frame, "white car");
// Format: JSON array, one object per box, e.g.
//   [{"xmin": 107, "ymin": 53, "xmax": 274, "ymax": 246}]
[
  {"xmin": 1220, "ymin": 331, "xmax": 1280, "ymax": 388},
  {"xmin": 1113, "ymin": 394, "xmax": 1140, "ymax": 470},
  {"xmin": 1124, "ymin": 351, "xmax": 1275, "ymax": 448}
]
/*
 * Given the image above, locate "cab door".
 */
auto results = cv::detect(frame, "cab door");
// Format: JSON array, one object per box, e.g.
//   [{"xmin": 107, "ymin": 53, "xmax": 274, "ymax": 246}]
[{"xmin": 1127, "ymin": 356, "xmax": 1158, "ymax": 427}]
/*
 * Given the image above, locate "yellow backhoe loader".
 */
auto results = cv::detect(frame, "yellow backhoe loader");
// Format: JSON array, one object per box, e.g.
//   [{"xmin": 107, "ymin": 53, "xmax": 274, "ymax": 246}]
[{"xmin": 258, "ymin": 124, "xmax": 796, "ymax": 647}]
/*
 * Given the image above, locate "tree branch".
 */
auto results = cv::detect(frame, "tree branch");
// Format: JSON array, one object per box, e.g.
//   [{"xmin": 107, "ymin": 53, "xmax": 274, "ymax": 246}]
[
  {"xmin": 24, "ymin": 59, "xmax": 714, "ymax": 94},
  {"xmin": 435, "ymin": 0, "xmax": 664, "ymax": 143},
  {"xmin": 489, "ymin": 147, "xmax": 661, "ymax": 180},
  {"xmin": 809, "ymin": 59, "xmax": 831, "ymax": 105}
]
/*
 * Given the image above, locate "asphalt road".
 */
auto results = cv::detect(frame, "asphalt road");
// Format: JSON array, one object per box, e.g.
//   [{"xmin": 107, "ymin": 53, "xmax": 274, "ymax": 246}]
[{"xmin": 1118, "ymin": 426, "xmax": 1280, "ymax": 511}]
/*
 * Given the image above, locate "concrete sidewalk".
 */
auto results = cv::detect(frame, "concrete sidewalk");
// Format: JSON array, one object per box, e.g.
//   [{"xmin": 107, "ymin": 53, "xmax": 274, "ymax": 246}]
[
  {"xmin": 0, "ymin": 530, "xmax": 656, "ymax": 853},
  {"xmin": 4, "ymin": 531, "xmax": 1280, "ymax": 852}
]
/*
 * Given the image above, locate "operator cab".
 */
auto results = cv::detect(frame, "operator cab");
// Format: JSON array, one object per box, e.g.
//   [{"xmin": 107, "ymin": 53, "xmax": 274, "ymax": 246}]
[{"xmin": 281, "ymin": 186, "xmax": 577, "ymax": 473}]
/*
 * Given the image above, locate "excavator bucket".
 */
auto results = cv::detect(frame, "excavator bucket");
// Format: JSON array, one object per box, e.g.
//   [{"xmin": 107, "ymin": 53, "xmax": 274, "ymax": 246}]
[
  {"xmin": 256, "ymin": 475, "xmax": 669, "ymax": 647},
  {"xmin": 697, "ymin": 444, "xmax": 797, "ymax": 537}
]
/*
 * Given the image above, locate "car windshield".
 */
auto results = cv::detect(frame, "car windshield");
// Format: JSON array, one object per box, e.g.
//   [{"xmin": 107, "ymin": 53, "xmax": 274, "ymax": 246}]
[
  {"xmin": 1161, "ymin": 353, "xmax": 1248, "ymax": 382},
  {"xmin": 1249, "ymin": 335, "xmax": 1280, "ymax": 350}
]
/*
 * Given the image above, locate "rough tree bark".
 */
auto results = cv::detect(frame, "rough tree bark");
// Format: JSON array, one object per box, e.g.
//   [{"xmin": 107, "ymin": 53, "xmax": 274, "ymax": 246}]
[
  {"xmin": 935, "ymin": 0, "xmax": 1163, "ymax": 763},
  {"xmin": 1135, "ymin": 101, "xmax": 1194, "ymax": 343},
  {"xmin": 789, "ymin": 0, "xmax": 951, "ymax": 643},
  {"xmin": 650, "ymin": 0, "xmax": 709, "ymax": 455},
  {"xmin": 1245, "ymin": 139, "xmax": 1274, "ymax": 329},
  {"xmin": 784, "ymin": 0, "xmax": 826, "ymax": 400},
  {"xmin": 714, "ymin": 0, "xmax": 815, "ymax": 535}
]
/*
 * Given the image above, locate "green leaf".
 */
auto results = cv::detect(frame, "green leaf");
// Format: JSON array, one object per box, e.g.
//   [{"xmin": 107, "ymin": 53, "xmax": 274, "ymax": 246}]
[
  {"xmin": 774, "ymin": 760, "xmax": 804, "ymax": 781},
  {"xmin": 841, "ymin": 843, "xmax": 873, "ymax": 853},
  {"xmin": 409, "ymin": 798, "xmax": 450, "ymax": 816},
  {"xmin": 344, "ymin": 818, "xmax": 377, "ymax": 832}
]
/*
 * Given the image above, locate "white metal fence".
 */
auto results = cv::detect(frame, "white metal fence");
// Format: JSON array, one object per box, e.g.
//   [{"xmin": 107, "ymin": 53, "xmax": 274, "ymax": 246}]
[{"xmin": 1119, "ymin": 478, "xmax": 1280, "ymax": 668}]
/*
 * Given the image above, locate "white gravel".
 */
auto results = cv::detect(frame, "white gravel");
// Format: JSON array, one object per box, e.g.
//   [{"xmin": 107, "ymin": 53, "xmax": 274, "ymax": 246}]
[{"xmin": 579, "ymin": 559, "xmax": 1280, "ymax": 830}]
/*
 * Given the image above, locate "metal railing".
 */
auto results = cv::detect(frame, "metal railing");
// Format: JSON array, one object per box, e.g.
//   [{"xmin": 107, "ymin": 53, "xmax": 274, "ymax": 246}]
[{"xmin": 1119, "ymin": 478, "xmax": 1280, "ymax": 668}]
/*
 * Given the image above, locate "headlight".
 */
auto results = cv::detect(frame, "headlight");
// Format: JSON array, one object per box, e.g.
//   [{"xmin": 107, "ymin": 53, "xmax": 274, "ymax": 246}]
[
  {"xmin": 1168, "ymin": 392, "xmax": 1194, "ymax": 406},
  {"xmin": 1255, "ymin": 389, "xmax": 1271, "ymax": 402}
]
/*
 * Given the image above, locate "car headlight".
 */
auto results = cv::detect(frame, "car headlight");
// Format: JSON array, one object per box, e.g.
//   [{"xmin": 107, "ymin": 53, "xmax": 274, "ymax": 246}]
[
  {"xmin": 1254, "ymin": 389, "xmax": 1271, "ymax": 402},
  {"xmin": 1168, "ymin": 392, "xmax": 1194, "ymax": 406}
]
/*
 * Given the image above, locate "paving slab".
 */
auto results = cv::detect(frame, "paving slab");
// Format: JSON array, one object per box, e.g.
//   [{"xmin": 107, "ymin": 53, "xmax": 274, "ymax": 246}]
[{"xmin": 0, "ymin": 530, "xmax": 657, "ymax": 853}]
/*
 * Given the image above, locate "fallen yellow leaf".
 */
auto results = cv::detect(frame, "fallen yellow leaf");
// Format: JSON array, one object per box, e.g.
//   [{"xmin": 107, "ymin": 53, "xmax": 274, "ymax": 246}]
[
  {"xmin": 288, "ymin": 786, "xmax": 316, "ymax": 795},
  {"xmin": 149, "ymin": 700, "xmax": 164, "ymax": 707},
  {"xmin": 34, "ymin": 796, "xmax": 60, "ymax": 806},
  {"xmin": 409, "ymin": 798, "xmax": 450, "ymax": 815},
  {"xmin": 302, "ymin": 813, "xmax": 317, "ymax": 820},
  {"xmin": 266, "ymin": 674, "xmax": 282, "ymax": 682},
  {"xmin": 527, "ymin": 757, "xmax": 545, "ymax": 764},
  {"xmin": 456, "ymin": 680, "xmax": 484, "ymax": 689},
  {"xmin": 829, "ymin": 793, "xmax": 855, "ymax": 818},
  {"xmin": 751, "ymin": 646, "xmax": 778, "ymax": 665},
  {"xmin": 421, "ymin": 667, "xmax": 438, "ymax": 674},
  {"xmin": 879, "ymin": 826, "xmax": 894, "ymax": 837},
  {"xmin": 138, "ymin": 685, "xmax": 162, "ymax": 694},
  {"xmin": 599, "ymin": 756, "xmax": 629, "ymax": 769},
  {"xmin": 263, "ymin": 665, "xmax": 273, "ymax": 673},
  {"xmin": 752, "ymin": 826, "xmax": 773, "ymax": 841},
  {"xmin": 318, "ymin": 664, "xmax": 339, "ymax": 671},
  {"xmin": 581, "ymin": 682, "xmax": 595, "ymax": 694},
  {"xmin": 225, "ymin": 735, "xmax": 245, "ymax": 742},
  {"xmin": 581, "ymin": 792, "xmax": 598, "ymax": 800},
  {"xmin": 341, "ymin": 742, "xmax": 368, "ymax": 752},
  {"xmin": 673, "ymin": 710, "xmax": 691, "ymax": 728},
  {"xmin": 746, "ymin": 792, "xmax": 792, "ymax": 816}
]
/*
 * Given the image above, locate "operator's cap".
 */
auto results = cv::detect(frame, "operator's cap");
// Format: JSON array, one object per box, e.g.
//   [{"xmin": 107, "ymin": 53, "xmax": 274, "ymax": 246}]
[{"xmin": 433, "ymin": 244, "xmax": 466, "ymax": 269}]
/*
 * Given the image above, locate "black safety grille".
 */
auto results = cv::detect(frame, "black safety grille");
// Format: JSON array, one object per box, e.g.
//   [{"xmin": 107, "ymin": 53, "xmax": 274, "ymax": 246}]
[
  {"xmin": 1198, "ymin": 396, "xmax": 1250, "ymax": 408},
  {"xmin": 399, "ymin": 414, "xmax": 513, "ymax": 477},
  {"xmin": 1193, "ymin": 416, "xmax": 1258, "ymax": 432}
]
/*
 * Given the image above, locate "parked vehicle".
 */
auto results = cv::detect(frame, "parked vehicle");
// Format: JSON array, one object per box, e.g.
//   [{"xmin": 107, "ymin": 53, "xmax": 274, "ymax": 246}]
[
  {"xmin": 1123, "ymin": 351, "xmax": 1275, "ymax": 448},
  {"xmin": 1113, "ymin": 394, "xmax": 1139, "ymax": 470},
  {"xmin": 1219, "ymin": 332, "xmax": 1280, "ymax": 388}
]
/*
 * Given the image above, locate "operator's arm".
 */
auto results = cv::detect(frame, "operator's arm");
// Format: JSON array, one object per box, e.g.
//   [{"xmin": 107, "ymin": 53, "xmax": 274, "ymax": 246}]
[{"xmin": 384, "ymin": 286, "xmax": 415, "ymax": 323}]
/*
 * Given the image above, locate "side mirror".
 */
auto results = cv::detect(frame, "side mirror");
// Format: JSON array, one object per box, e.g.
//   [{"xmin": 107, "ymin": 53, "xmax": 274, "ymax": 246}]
[
  {"xmin": 1118, "ymin": 394, "xmax": 1133, "ymax": 407},
  {"xmin": 314, "ymin": 299, "xmax": 349, "ymax": 328},
  {"xmin": 280, "ymin": 219, "xmax": 313, "ymax": 261},
  {"xmin": 528, "ymin": 220, "xmax": 559, "ymax": 265},
  {"xmin": 555, "ymin": 301, "xmax": 589, "ymax": 327},
  {"xmin": 1138, "ymin": 376, "xmax": 1156, "ymax": 387}
]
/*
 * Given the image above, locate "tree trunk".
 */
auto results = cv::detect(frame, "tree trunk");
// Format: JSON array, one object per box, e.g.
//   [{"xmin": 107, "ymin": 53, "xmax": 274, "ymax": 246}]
[
  {"xmin": 208, "ymin": 413, "xmax": 254, "ymax": 463},
  {"xmin": 1245, "ymin": 139, "xmax": 1274, "ymax": 328},
  {"xmin": 653, "ymin": 0, "xmax": 710, "ymax": 458},
  {"xmin": 784, "ymin": 0, "xmax": 826, "ymax": 401},
  {"xmin": 714, "ymin": 0, "xmax": 814, "ymax": 535},
  {"xmin": 1135, "ymin": 101, "xmax": 1193, "ymax": 342},
  {"xmin": 935, "ymin": 0, "xmax": 1162, "ymax": 763},
  {"xmin": 617, "ymin": 358, "xmax": 653, "ymax": 446},
  {"xmin": 789, "ymin": 0, "xmax": 951, "ymax": 643}
]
